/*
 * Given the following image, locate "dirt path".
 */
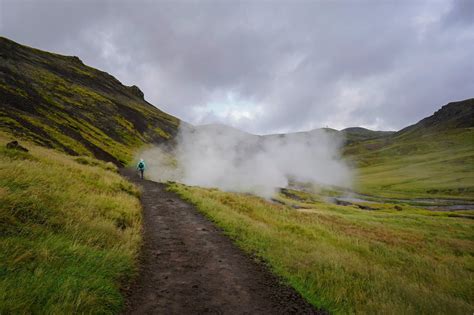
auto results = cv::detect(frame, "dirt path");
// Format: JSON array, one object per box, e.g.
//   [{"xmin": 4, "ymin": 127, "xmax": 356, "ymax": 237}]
[{"xmin": 121, "ymin": 169, "xmax": 323, "ymax": 314}]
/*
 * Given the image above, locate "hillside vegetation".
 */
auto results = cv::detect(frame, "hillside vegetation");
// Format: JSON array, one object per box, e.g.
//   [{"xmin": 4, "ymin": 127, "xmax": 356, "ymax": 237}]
[
  {"xmin": 0, "ymin": 37, "xmax": 180, "ymax": 166},
  {"xmin": 169, "ymin": 183, "xmax": 474, "ymax": 314},
  {"xmin": 0, "ymin": 133, "xmax": 142, "ymax": 313},
  {"xmin": 341, "ymin": 127, "xmax": 394, "ymax": 144},
  {"xmin": 345, "ymin": 99, "xmax": 474, "ymax": 199}
]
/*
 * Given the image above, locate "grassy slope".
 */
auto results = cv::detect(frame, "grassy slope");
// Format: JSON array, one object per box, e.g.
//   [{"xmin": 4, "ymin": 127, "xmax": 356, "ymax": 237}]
[
  {"xmin": 0, "ymin": 133, "xmax": 142, "ymax": 313},
  {"xmin": 345, "ymin": 100, "xmax": 474, "ymax": 200},
  {"xmin": 347, "ymin": 128, "xmax": 474, "ymax": 199},
  {"xmin": 341, "ymin": 127, "xmax": 394, "ymax": 144},
  {"xmin": 169, "ymin": 184, "xmax": 473, "ymax": 314},
  {"xmin": 0, "ymin": 37, "xmax": 179, "ymax": 166}
]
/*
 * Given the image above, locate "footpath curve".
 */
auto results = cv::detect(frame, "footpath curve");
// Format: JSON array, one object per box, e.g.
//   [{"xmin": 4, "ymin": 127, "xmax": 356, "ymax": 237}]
[{"xmin": 121, "ymin": 168, "xmax": 323, "ymax": 314}]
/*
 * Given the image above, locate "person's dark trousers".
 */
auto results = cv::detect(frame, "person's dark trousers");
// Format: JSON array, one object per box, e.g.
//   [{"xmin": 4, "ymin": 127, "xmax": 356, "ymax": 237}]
[{"xmin": 140, "ymin": 169, "xmax": 144, "ymax": 179}]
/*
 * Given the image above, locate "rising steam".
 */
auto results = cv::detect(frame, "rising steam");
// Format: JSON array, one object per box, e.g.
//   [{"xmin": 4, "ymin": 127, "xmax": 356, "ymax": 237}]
[{"xmin": 141, "ymin": 124, "xmax": 352, "ymax": 198}]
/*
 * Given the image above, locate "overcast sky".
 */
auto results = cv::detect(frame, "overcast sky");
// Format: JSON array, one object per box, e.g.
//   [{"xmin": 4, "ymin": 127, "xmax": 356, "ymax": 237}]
[{"xmin": 1, "ymin": 0, "xmax": 473, "ymax": 134}]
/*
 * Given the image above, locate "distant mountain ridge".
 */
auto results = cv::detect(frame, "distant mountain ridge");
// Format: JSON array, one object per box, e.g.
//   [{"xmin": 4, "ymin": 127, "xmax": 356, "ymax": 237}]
[
  {"xmin": 1, "ymin": 36, "xmax": 472, "ymax": 168},
  {"xmin": 340, "ymin": 127, "xmax": 394, "ymax": 143},
  {"xmin": 0, "ymin": 37, "xmax": 180, "ymax": 165},
  {"xmin": 195, "ymin": 99, "xmax": 473, "ymax": 146}
]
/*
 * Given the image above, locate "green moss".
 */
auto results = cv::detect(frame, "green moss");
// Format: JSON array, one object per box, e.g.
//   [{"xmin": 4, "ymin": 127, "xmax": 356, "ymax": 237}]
[
  {"xmin": 0, "ymin": 83, "xmax": 28, "ymax": 98},
  {"xmin": 0, "ymin": 115, "xmax": 23, "ymax": 129},
  {"xmin": 28, "ymin": 66, "xmax": 69, "ymax": 88},
  {"xmin": 69, "ymin": 84, "xmax": 113, "ymax": 106},
  {"xmin": 69, "ymin": 65, "xmax": 95, "ymax": 78},
  {"xmin": 153, "ymin": 127, "xmax": 170, "ymax": 139},
  {"xmin": 19, "ymin": 114, "xmax": 91, "ymax": 156}
]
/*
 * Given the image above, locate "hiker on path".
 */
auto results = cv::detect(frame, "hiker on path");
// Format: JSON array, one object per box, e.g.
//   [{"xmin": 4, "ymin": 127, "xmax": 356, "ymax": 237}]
[{"xmin": 137, "ymin": 158, "xmax": 147, "ymax": 179}]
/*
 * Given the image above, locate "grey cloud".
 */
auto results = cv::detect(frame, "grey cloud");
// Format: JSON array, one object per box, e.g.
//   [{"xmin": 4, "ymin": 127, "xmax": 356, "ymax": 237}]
[
  {"xmin": 443, "ymin": 0, "xmax": 474, "ymax": 26},
  {"xmin": 1, "ymin": 0, "xmax": 473, "ymax": 134}
]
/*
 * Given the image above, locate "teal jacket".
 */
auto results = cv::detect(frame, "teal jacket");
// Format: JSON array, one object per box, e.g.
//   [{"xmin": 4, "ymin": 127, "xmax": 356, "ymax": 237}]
[{"xmin": 136, "ymin": 160, "xmax": 147, "ymax": 170}]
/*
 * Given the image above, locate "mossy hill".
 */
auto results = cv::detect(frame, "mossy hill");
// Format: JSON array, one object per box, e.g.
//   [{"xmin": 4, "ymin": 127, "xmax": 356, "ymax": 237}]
[
  {"xmin": 345, "ymin": 99, "xmax": 474, "ymax": 199},
  {"xmin": 265, "ymin": 127, "xmax": 394, "ymax": 145},
  {"xmin": 341, "ymin": 127, "xmax": 394, "ymax": 144},
  {"xmin": 0, "ymin": 37, "xmax": 179, "ymax": 166},
  {"xmin": 395, "ymin": 98, "xmax": 474, "ymax": 137}
]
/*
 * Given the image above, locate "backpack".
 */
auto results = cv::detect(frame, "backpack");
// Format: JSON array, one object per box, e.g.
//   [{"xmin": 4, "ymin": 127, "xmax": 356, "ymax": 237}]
[{"xmin": 138, "ymin": 161, "xmax": 144, "ymax": 170}]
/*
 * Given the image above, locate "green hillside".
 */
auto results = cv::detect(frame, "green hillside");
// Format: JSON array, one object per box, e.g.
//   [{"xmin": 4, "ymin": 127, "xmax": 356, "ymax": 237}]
[
  {"xmin": 345, "ymin": 99, "xmax": 474, "ymax": 199},
  {"xmin": 0, "ymin": 37, "xmax": 179, "ymax": 165},
  {"xmin": 0, "ymin": 132, "xmax": 142, "ymax": 313},
  {"xmin": 396, "ymin": 99, "xmax": 473, "ymax": 136},
  {"xmin": 0, "ymin": 37, "xmax": 159, "ymax": 313},
  {"xmin": 266, "ymin": 127, "xmax": 393, "ymax": 145},
  {"xmin": 341, "ymin": 127, "xmax": 394, "ymax": 144}
]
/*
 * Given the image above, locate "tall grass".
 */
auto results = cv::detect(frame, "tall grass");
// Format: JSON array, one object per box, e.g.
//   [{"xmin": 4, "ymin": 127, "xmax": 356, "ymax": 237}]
[
  {"xmin": 0, "ymin": 134, "xmax": 142, "ymax": 314},
  {"xmin": 169, "ymin": 183, "xmax": 474, "ymax": 314}
]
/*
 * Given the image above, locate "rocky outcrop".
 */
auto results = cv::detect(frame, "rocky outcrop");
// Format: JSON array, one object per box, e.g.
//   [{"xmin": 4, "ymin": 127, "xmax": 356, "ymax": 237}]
[
  {"xmin": 6, "ymin": 140, "xmax": 28, "ymax": 152},
  {"xmin": 128, "ymin": 85, "xmax": 145, "ymax": 99}
]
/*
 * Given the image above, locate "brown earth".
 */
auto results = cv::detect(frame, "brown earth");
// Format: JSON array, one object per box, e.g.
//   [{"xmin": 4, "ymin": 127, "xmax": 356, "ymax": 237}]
[{"xmin": 121, "ymin": 168, "xmax": 325, "ymax": 314}]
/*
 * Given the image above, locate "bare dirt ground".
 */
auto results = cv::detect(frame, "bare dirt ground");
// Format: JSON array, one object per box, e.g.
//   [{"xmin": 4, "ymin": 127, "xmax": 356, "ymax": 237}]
[{"xmin": 121, "ymin": 169, "xmax": 324, "ymax": 314}]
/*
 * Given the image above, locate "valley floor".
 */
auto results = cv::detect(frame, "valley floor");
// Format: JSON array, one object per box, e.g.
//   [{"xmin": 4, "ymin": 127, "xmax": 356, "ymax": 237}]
[
  {"xmin": 169, "ymin": 183, "xmax": 474, "ymax": 314},
  {"xmin": 121, "ymin": 169, "xmax": 321, "ymax": 314}
]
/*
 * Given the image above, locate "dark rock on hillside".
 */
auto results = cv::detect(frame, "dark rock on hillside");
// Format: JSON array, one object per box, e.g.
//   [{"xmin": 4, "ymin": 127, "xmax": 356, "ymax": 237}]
[
  {"xmin": 128, "ymin": 85, "xmax": 144, "ymax": 99},
  {"xmin": 71, "ymin": 56, "xmax": 83, "ymax": 64},
  {"xmin": 0, "ymin": 36, "xmax": 180, "ymax": 165},
  {"xmin": 6, "ymin": 140, "xmax": 28, "ymax": 152},
  {"xmin": 397, "ymin": 98, "xmax": 474, "ymax": 137}
]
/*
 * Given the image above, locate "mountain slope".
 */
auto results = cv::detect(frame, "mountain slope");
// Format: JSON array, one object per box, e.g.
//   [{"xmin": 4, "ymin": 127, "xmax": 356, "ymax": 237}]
[
  {"xmin": 341, "ymin": 127, "xmax": 394, "ymax": 144},
  {"xmin": 396, "ymin": 98, "xmax": 474, "ymax": 137},
  {"xmin": 345, "ymin": 99, "xmax": 474, "ymax": 199},
  {"xmin": 0, "ymin": 37, "xmax": 179, "ymax": 165},
  {"xmin": 265, "ymin": 127, "xmax": 393, "ymax": 145}
]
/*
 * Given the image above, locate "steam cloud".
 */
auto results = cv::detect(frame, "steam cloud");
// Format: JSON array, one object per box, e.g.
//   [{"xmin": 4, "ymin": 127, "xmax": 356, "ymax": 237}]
[{"xmin": 141, "ymin": 124, "xmax": 352, "ymax": 198}]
